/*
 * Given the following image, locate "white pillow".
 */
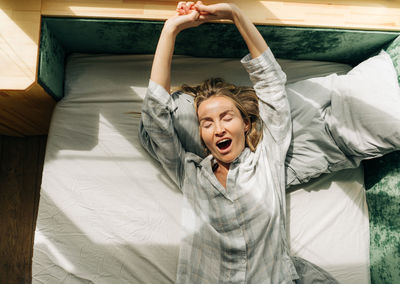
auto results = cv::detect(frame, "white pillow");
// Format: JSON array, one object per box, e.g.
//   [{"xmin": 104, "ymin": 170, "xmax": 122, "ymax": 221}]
[{"xmin": 326, "ymin": 50, "xmax": 400, "ymax": 164}]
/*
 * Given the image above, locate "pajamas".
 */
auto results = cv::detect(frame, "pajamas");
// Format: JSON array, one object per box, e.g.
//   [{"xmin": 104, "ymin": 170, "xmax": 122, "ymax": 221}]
[{"xmin": 139, "ymin": 48, "xmax": 337, "ymax": 283}]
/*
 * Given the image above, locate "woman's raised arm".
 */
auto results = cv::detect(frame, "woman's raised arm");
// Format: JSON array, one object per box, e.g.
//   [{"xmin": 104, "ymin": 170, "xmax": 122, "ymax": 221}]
[
  {"xmin": 150, "ymin": 4, "xmax": 204, "ymax": 92},
  {"xmin": 195, "ymin": 2, "xmax": 268, "ymax": 59},
  {"xmin": 196, "ymin": 3, "xmax": 290, "ymax": 148}
]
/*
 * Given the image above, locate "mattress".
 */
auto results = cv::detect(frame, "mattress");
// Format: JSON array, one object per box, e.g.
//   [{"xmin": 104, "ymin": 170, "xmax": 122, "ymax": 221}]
[{"xmin": 33, "ymin": 53, "xmax": 370, "ymax": 283}]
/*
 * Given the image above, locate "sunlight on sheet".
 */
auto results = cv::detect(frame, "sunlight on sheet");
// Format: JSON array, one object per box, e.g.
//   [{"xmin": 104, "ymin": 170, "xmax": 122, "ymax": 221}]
[
  {"xmin": 42, "ymin": 113, "xmax": 191, "ymax": 248},
  {"xmin": 35, "ymin": 231, "xmax": 75, "ymax": 272},
  {"xmin": 130, "ymin": 86, "xmax": 147, "ymax": 100}
]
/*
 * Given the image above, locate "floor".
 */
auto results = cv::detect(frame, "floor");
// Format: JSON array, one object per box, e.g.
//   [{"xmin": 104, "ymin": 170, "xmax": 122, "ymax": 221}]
[{"xmin": 0, "ymin": 135, "xmax": 47, "ymax": 283}]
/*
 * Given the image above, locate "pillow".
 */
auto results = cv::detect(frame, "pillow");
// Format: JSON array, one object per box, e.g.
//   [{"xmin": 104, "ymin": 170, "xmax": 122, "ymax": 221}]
[
  {"xmin": 284, "ymin": 75, "xmax": 354, "ymax": 185},
  {"xmin": 170, "ymin": 58, "xmax": 355, "ymax": 187},
  {"xmin": 325, "ymin": 50, "xmax": 400, "ymax": 164},
  {"xmin": 171, "ymin": 91, "xmax": 205, "ymax": 157},
  {"xmin": 287, "ymin": 50, "xmax": 400, "ymax": 185}
]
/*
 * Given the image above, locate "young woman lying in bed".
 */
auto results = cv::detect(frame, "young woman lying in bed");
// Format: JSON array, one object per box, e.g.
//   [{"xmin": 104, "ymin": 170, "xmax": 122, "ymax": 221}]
[{"xmin": 139, "ymin": 1, "xmax": 400, "ymax": 283}]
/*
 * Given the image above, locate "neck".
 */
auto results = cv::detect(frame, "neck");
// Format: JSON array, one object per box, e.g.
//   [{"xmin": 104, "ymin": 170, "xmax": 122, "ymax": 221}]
[
  {"xmin": 213, "ymin": 161, "xmax": 230, "ymax": 189},
  {"xmin": 213, "ymin": 160, "xmax": 230, "ymax": 177},
  {"xmin": 217, "ymin": 160, "xmax": 230, "ymax": 172}
]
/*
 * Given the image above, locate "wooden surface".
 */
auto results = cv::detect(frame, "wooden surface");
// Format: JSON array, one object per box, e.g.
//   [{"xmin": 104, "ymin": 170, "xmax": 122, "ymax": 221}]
[
  {"xmin": 0, "ymin": 0, "xmax": 55, "ymax": 137},
  {"xmin": 41, "ymin": 0, "xmax": 400, "ymax": 30},
  {"xmin": 0, "ymin": 0, "xmax": 41, "ymax": 90},
  {"xmin": 0, "ymin": 84, "xmax": 56, "ymax": 136},
  {"xmin": 0, "ymin": 135, "xmax": 47, "ymax": 283}
]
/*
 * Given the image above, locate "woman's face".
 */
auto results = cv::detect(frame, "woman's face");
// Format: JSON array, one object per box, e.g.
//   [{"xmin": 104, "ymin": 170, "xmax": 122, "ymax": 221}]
[{"xmin": 197, "ymin": 96, "xmax": 249, "ymax": 165}]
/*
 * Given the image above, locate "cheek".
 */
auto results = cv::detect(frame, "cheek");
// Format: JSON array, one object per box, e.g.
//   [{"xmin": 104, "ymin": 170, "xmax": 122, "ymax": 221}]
[
  {"xmin": 200, "ymin": 128, "xmax": 212, "ymax": 146},
  {"xmin": 230, "ymin": 120, "xmax": 247, "ymax": 137}
]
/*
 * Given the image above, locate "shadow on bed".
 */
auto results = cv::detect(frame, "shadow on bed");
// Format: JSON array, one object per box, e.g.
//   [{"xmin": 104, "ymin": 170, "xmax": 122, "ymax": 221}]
[{"xmin": 34, "ymin": 192, "xmax": 180, "ymax": 282}]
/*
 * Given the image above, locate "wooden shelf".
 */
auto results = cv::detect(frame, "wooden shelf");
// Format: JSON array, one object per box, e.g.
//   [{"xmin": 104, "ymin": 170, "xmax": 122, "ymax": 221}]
[{"xmin": 41, "ymin": 0, "xmax": 400, "ymax": 30}]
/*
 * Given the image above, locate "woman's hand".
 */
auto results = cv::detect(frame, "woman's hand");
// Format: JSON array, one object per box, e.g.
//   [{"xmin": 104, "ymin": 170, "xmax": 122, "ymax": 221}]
[
  {"xmin": 164, "ymin": 10, "xmax": 202, "ymax": 35},
  {"xmin": 164, "ymin": 1, "xmax": 213, "ymax": 35},
  {"xmin": 149, "ymin": 2, "xmax": 204, "ymax": 92},
  {"xmin": 176, "ymin": 2, "xmax": 236, "ymax": 22},
  {"xmin": 194, "ymin": 2, "xmax": 236, "ymax": 21}
]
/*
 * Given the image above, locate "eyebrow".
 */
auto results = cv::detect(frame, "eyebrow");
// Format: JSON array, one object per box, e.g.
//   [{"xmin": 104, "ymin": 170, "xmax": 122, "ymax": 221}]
[{"xmin": 199, "ymin": 109, "xmax": 235, "ymax": 123}]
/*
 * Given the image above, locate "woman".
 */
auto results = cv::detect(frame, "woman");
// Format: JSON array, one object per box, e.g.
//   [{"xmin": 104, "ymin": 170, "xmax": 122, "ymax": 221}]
[{"xmin": 139, "ymin": 2, "xmax": 338, "ymax": 283}]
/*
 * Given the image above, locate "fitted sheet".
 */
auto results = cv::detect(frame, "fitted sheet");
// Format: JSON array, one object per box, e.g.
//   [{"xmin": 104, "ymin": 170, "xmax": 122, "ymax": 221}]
[{"xmin": 33, "ymin": 54, "xmax": 369, "ymax": 283}]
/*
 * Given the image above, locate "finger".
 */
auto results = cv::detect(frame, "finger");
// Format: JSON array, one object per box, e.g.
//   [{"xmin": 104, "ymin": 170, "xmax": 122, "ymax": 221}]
[
  {"xmin": 194, "ymin": 2, "xmax": 209, "ymax": 15},
  {"xmin": 187, "ymin": 2, "xmax": 196, "ymax": 14},
  {"xmin": 177, "ymin": 1, "xmax": 186, "ymax": 10},
  {"xmin": 194, "ymin": 3, "xmax": 215, "ymax": 14},
  {"xmin": 176, "ymin": 7, "xmax": 186, "ymax": 15},
  {"xmin": 177, "ymin": 2, "xmax": 189, "ymax": 15},
  {"xmin": 189, "ymin": 9, "xmax": 200, "ymax": 20}
]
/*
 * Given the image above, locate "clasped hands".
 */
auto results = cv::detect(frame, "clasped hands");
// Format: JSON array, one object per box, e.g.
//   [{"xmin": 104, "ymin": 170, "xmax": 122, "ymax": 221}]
[{"xmin": 165, "ymin": 1, "xmax": 236, "ymax": 33}]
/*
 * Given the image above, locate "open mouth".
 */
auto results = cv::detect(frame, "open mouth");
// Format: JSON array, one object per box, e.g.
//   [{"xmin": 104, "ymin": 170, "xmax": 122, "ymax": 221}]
[{"xmin": 216, "ymin": 138, "xmax": 232, "ymax": 150}]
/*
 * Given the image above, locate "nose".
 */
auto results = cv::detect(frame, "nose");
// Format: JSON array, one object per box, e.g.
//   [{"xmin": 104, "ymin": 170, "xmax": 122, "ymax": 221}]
[{"xmin": 214, "ymin": 121, "xmax": 225, "ymax": 136}]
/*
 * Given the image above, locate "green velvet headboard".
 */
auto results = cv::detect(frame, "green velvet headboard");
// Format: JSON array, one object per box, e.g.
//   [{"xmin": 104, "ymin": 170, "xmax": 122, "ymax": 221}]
[
  {"xmin": 38, "ymin": 16, "xmax": 400, "ymax": 284},
  {"xmin": 39, "ymin": 17, "xmax": 400, "ymax": 101}
]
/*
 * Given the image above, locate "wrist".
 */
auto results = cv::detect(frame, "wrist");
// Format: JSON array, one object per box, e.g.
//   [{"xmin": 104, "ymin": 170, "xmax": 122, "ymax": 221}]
[
  {"xmin": 163, "ymin": 19, "xmax": 180, "ymax": 37},
  {"xmin": 229, "ymin": 4, "xmax": 241, "ymax": 22}
]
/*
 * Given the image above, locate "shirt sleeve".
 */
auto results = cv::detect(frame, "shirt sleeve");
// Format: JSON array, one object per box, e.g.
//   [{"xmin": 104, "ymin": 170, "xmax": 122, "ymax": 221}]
[
  {"xmin": 241, "ymin": 48, "xmax": 292, "ymax": 156},
  {"xmin": 138, "ymin": 79, "xmax": 186, "ymax": 190}
]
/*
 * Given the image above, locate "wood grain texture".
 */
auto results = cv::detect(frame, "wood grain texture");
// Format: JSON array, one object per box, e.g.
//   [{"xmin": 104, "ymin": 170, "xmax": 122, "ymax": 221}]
[
  {"xmin": 0, "ymin": 135, "xmax": 47, "ymax": 283},
  {"xmin": 0, "ymin": 83, "xmax": 56, "ymax": 136},
  {"xmin": 0, "ymin": 0, "xmax": 56, "ymax": 137},
  {"xmin": 0, "ymin": 0, "xmax": 41, "ymax": 90},
  {"xmin": 41, "ymin": 0, "xmax": 400, "ymax": 30}
]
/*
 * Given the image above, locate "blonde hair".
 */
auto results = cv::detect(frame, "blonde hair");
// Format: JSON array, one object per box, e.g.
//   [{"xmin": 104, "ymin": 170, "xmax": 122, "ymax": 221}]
[{"xmin": 180, "ymin": 78, "xmax": 262, "ymax": 152}]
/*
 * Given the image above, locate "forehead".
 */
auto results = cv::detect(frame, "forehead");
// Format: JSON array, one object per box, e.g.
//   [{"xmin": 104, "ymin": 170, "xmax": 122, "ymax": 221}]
[{"xmin": 197, "ymin": 96, "xmax": 239, "ymax": 118}]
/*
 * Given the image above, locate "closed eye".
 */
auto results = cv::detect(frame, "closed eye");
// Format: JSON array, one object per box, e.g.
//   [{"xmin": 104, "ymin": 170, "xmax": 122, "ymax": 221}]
[
  {"xmin": 223, "ymin": 115, "xmax": 233, "ymax": 122},
  {"xmin": 201, "ymin": 120, "xmax": 212, "ymax": 129}
]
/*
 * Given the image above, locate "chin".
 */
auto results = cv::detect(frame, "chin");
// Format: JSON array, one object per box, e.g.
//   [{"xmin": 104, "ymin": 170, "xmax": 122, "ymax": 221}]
[{"xmin": 215, "ymin": 153, "xmax": 239, "ymax": 165}]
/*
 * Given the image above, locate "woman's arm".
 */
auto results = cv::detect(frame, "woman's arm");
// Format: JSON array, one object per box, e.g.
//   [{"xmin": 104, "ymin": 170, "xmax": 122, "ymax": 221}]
[
  {"xmin": 196, "ymin": 3, "xmax": 290, "ymax": 148},
  {"xmin": 150, "ymin": 6, "xmax": 204, "ymax": 93},
  {"xmin": 195, "ymin": 2, "xmax": 268, "ymax": 59},
  {"xmin": 140, "ymin": 3, "xmax": 208, "ymax": 189}
]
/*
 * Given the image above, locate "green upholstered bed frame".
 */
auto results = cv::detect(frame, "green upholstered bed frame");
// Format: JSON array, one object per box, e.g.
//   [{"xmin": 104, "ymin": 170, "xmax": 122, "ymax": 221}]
[{"xmin": 38, "ymin": 17, "xmax": 400, "ymax": 283}]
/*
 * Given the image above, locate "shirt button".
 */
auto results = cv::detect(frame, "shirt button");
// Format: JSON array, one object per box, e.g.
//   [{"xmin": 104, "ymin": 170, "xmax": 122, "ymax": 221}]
[{"xmin": 241, "ymin": 258, "xmax": 247, "ymax": 264}]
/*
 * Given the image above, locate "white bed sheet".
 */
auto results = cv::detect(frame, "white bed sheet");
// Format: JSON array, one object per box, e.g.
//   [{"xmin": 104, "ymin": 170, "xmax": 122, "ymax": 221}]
[{"xmin": 33, "ymin": 54, "xmax": 369, "ymax": 283}]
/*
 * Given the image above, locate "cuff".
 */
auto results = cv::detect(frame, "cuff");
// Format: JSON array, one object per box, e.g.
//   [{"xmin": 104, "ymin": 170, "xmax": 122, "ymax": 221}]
[
  {"xmin": 240, "ymin": 47, "xmax": 277, "ymax": 73},
  {"xmin": 147, "ymin": 79, "xmax": 176, "ymax": 111}
]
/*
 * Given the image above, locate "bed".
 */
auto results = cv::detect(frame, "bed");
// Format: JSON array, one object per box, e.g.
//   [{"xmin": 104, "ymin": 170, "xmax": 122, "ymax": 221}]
[{"xmin": 33, "ymin": 17, "xmax": 400, "ymax": 283}]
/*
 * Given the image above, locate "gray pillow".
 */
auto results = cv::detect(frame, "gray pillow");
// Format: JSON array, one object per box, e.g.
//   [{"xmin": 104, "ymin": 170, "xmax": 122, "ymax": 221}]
[
  {"xmin": 171, "ymin": 91, "xmax": 205, "ymax": 158},
  {"xmin": 285, "ymin": 75, "xmax": 353, "ymax": 186},
  {"xmin": 171, "ymin": 51, "xmax": 400, "ymax": 187},
  {"xmin": 171, "ymin": 80, "xmax": 353, "ymax": 188}
]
